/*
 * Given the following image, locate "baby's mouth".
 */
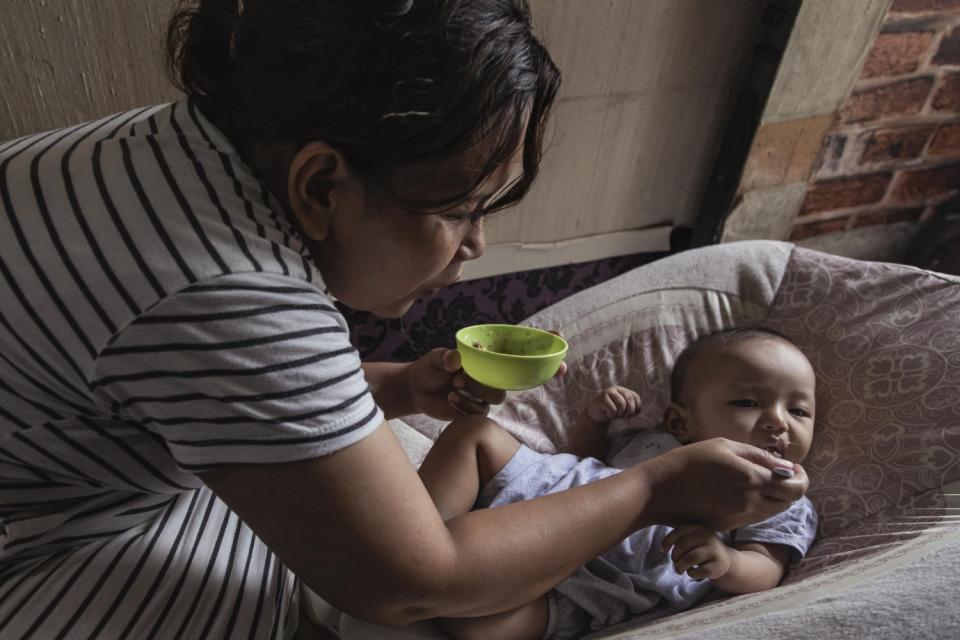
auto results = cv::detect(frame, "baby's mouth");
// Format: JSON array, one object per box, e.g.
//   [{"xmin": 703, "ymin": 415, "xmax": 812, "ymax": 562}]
[{"xmin": 763, "ymin": 442, "xmax": 787, "ymax": 458}]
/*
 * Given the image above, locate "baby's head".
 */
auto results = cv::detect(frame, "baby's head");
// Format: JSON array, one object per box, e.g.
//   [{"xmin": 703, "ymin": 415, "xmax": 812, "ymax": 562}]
[{"xmin": 665, "ymin": 327, "xmax": 816, "ymax": 464}]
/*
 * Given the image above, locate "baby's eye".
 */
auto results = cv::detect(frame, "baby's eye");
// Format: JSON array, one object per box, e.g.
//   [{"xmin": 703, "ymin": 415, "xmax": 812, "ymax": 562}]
[
  {"xmin": 789, "ymin": 407, "xmax": 811, "ymax": 418},
  {"xmin": 730, "ymin": 399, "xmax": 758, "ymax": 408}
]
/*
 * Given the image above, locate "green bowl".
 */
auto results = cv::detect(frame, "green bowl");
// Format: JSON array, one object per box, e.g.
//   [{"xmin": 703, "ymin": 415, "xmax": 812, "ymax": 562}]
[{"xmin": 455, "ymin": 324, "xmax": 568, "ymax": 391}]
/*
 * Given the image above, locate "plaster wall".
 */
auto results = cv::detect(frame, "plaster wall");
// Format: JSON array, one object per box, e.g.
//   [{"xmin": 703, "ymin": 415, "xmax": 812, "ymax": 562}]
[
  {"xmin": 1, "ymin": 0, "xmax": 761, "ymax": 276},
  {"xmin": 0, "ymin": 0, "xmax": 176, "ymax": 139}
]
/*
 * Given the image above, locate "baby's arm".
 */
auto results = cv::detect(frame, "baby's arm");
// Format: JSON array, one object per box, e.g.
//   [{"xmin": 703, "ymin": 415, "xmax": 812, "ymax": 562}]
[
  {"xmin": 663, "ymin": 525, "xmax": 789, "ymax": 594},
  {"xmin": 562, "ymin": 385, "xmax": 641, "ymax": 459}
]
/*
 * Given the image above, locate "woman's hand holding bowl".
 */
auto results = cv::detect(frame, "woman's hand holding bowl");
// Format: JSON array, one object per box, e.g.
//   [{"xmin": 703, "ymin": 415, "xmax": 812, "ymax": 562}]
[{"xmin": 407, "ymin": 331, "xmax": 568, "ymax": 420}]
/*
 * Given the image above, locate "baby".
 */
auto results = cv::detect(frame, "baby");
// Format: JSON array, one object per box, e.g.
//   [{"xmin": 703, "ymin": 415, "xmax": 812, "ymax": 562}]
[{"xmin": 419, "ymin": 327, "xmax": 818, "ymax": 639}]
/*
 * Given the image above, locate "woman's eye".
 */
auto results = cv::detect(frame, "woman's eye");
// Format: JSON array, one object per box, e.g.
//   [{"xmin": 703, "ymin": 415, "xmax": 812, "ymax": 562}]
[
  {"xmin": 730, "ymin": 399, "xmax": 758, "ymax": 408},
  {"xmin": 442, "ymin": 208, "xmax": 481, "ymax": 223}
]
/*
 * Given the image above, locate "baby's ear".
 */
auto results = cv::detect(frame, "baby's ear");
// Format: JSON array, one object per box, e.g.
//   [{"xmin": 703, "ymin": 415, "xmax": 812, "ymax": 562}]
[{"xmin": 664, "ymin": 403, "xmax": 690, "ymax": 443}]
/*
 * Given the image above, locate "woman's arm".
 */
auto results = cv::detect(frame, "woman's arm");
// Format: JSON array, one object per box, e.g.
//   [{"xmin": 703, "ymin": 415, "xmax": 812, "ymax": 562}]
[
  {"xmin": 201, "ymin": 427, "xmax": 807, "ymax": 627},
  {"xmin": 361, "ymin": 361, "xmax": 416, "ymax": 419}
]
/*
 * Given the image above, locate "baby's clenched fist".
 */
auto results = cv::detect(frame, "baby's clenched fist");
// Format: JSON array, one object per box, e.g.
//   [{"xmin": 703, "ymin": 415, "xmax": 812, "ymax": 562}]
[{"xmin": 585, "ymin": 385, "xmax": 642, "ymax": 423}]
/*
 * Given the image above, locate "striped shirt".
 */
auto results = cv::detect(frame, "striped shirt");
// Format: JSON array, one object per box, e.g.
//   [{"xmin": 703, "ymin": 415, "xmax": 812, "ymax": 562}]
[{"xmin": 0, "ymin": 100, "xmax": 383, "ymax": 638}]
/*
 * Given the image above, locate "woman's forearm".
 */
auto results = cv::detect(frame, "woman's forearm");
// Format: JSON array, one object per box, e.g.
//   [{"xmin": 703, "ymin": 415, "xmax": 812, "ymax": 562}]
[
  {"xmin": 202, "ymin": 424, "xmax": 655, "ymax": 625},
  {"xmin": 361, "ymin": 361, "xmax": 416, "ymax": 419}
]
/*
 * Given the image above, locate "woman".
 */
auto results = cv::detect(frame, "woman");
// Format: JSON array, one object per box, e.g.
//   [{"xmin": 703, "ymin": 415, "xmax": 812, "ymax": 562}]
[{"xmin": 0, "ymin": 1, "xmax": 807, "ymax": 638}]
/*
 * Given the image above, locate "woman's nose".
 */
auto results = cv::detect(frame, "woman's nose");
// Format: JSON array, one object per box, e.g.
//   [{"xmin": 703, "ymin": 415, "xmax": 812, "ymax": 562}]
[{"xmin": 457, "ymin": 218, "xmax": 486, "ymax": 261}]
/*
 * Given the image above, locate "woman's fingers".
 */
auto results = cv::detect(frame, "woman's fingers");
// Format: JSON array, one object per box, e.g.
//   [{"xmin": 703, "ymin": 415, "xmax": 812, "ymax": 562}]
[
  {"xmin": 640, "ymin": 438, "xmax": 810, "ymax": 531},
  {"xmin": 448, "ymin": 390, "xmax": 487, "ymax": 416},
  {"xmin": 553, "ymin": 360, "xmax": 568, "ymax": 378},
  {"xmin": 732, "ymin": 442, "xmax": 809, "ymax": 502},
  {"xmin": 441, "ymin": 348, "xmax": 462, "ymax": 372},
  {"xmin": 733, "ymin": 440, "xmax": 804, "ymax": 476},
  {"xmin": 546, "ymin": 329, "xmax": 568, "ymax": 379},
  {"xmin": 453, "ymin": 373, "xmax": 507, "ymax": 406},
  {"xmin": 761, "ymin": 466, "xmax": 808, "ymax": 502},
  {"xmin": 442, "ymin": 348, "xmax": 505, "ymax": 406}
]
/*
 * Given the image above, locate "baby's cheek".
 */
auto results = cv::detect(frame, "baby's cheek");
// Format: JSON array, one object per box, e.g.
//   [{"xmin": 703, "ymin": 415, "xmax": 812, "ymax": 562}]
[{"xmin": 794, "ymin": 436, "xmax": 813, "ymax": 456}]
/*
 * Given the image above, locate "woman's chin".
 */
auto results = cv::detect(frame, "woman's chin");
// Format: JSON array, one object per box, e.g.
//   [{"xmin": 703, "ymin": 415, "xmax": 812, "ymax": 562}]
[
  {"xmin": 368, "ymin": 298, "xmax": 418, "ymax": 319},
  {"xmin": 360, "ymin": 288, "xmax": 441, "ymax": 318}
]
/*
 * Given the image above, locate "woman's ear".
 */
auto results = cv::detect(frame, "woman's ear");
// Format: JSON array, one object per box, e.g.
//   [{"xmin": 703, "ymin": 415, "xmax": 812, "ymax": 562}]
[
  {"xmin": 286, "ymin": 141, "xmax": 349, "ymax": 241},
  {"xmin": 664, "ymin": 402, "xmax": 691, "ymax": 443}
]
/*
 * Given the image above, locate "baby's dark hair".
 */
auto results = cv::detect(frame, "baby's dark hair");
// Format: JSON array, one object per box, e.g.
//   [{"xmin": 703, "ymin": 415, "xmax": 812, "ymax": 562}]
[
  {"xmin": 166, "ymin": 0, "xmax": 560, "ymax": 214},
  {"xmin": 670, "ymin": 326, "xmax": 798, "ymax": 402}
]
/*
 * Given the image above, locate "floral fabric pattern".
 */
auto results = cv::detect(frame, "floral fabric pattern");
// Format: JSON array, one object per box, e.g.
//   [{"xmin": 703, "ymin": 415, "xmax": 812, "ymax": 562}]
[{"xmin": 765, "ymin": 249, "xmax": 960, "ymax": 556}]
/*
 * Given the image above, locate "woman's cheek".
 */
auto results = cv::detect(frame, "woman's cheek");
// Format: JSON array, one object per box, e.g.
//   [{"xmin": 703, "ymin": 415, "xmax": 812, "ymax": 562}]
[{"xmin": 439, "ymin": 228, "xmax": 466, "ymax": 262}]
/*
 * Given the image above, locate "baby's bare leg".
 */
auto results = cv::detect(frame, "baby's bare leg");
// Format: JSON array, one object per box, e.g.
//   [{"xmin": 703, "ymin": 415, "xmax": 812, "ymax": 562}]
[
  {"xmin": 435, "ymin": 596, "xmax": 549, "ymax": 640},
  {"xmin": 418, "ymin": 414, "xmax": 522, "ymax": 521}
]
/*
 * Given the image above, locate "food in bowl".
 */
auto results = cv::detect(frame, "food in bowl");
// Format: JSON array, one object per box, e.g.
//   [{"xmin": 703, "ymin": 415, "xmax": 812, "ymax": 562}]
[{"xmin": 455, "ymin": 324, "xmax": 568, "ymax": 390}]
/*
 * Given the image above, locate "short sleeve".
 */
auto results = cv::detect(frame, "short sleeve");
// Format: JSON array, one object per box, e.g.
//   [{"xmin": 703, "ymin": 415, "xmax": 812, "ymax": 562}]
[
  {"xmin": 733, "ymin": 496, "xmax": 819, "ymax": 562},
  {"xmin": 89, "ymin": 272, "xmax": 383, "ymax": 472}
]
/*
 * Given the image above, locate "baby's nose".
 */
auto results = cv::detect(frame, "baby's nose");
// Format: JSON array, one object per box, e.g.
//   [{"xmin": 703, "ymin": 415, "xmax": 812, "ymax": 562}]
[{"xmin": 762, "ymin": 409, "xmax": 789, "ymax": 432}]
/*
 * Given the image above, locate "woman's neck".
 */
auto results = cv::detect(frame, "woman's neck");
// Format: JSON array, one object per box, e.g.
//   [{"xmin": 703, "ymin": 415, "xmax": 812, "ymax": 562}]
[{"xmin": 239, "ymin": 138, "xmax": 296, "ymax": 212}]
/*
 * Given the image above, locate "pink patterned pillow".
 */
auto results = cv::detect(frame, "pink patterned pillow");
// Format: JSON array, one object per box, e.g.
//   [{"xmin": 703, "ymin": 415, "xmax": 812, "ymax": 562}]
[{"xmin": 767, "ymin": 248, "xmax": 960, "ymax": 577}]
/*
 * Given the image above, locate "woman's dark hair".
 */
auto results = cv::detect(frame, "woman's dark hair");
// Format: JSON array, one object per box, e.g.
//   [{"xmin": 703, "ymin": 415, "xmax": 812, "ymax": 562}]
[
  {"xmin": 166, "ymin": 0, "xmax": 560, "ymax": 212},
  {"xmin": 670, "ymin": 327, "xmax": 799, "ymax": 402}
]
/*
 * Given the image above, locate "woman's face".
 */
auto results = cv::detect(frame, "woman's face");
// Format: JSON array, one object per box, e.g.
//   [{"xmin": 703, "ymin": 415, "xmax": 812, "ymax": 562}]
[{"xmin": 302, "ymin": 141, "xmax": 524, "ymax": 318}]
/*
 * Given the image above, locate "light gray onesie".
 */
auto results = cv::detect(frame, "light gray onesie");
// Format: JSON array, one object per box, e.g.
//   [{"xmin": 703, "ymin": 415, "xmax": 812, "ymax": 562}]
[{"xmin": 476, "ymin": 430, "xmax": 818, "ymax": 640}]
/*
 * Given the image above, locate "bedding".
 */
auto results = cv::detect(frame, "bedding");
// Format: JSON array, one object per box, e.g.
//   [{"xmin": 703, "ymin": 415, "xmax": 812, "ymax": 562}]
[{"xmin": 319, "ymin": 240, "xmax": 960, "ymax": 639}]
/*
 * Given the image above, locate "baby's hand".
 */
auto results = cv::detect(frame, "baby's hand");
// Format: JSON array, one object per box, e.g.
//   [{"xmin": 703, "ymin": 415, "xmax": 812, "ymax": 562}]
[
  {"xmin": 662, "ymin": 525, "xmax": 732, "ymax": 581},
  {"xmin": 585, "ymin": 386, "xmax": 641, "ymax": 423}
]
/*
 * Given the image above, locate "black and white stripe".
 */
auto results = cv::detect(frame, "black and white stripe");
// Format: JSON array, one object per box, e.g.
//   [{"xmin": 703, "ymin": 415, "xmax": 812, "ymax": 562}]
[{"xmin": 0, "ymin": 101, "xmax": 382, "ymax": 638}]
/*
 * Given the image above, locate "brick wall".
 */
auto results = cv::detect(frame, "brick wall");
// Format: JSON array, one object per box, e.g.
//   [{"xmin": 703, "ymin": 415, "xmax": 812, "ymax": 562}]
[{"xmin": 791, "ymin": 0, "xmax": 960, "ymax": 241}]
